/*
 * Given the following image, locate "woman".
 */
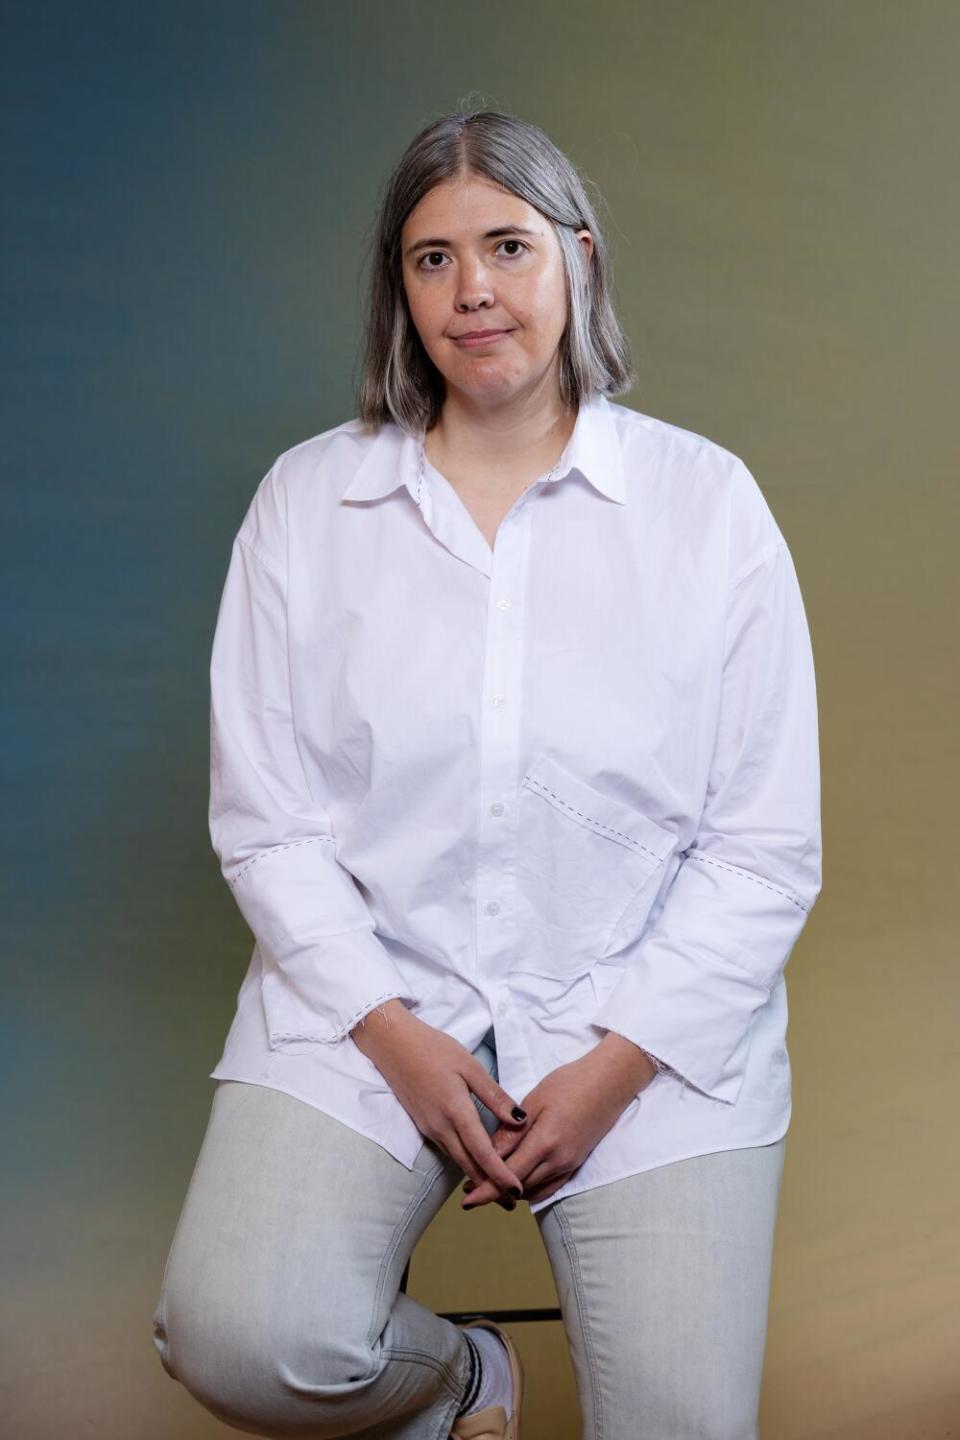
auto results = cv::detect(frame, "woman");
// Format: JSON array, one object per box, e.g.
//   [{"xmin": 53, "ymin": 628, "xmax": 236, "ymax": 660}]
[{"xmin": 152, "ymin": 109, "xmax": 822, "ymax": 1440}]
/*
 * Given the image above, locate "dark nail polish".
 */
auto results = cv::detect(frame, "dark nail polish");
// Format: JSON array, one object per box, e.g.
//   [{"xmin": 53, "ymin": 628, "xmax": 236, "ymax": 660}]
[{"xmin": 511, "ymin": 1106, "xmax": 527, "ymax": 1120}]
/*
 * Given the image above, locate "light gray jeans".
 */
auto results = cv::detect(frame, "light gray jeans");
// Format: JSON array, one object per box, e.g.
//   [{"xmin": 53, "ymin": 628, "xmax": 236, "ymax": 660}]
[{"xmin": 152, "ymin": 1028, "xmax": 786, "ymax": 1440}]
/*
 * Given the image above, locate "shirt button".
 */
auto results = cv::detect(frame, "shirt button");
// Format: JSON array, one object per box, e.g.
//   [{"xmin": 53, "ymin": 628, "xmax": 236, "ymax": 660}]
[
  {"xmin": 496, "ymin": 598, "xmax": 511, "ymax": 610},
  {"xmin": 485, "ymin": 900, "xmax": 501, "ymax": 916},
  {"xmin": 498, "ymin": 999, "xmax": 509, "ymax": 1016},
  {"xmin": 492, "ymin": 694, "xmax": 506, "ymax": 707},
  {"xmin": 489, "ymin": 802, "xmax": 504, "ymax": 817}
]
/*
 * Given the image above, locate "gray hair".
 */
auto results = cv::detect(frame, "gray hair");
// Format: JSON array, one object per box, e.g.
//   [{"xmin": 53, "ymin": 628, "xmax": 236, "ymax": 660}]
[{"xmin": 355, "ymin": 109, "xmax": 635, "ymax": 434}]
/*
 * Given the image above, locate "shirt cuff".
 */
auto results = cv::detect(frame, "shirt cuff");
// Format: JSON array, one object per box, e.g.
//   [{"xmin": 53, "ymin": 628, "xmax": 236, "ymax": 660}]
[
  {"xmin": 259, "ymin": 924, "xmax": 420, "ymax": 1050},
  {"xmin": 590, "ymin": 933, "xmax": 771, "ymax": 1104}
]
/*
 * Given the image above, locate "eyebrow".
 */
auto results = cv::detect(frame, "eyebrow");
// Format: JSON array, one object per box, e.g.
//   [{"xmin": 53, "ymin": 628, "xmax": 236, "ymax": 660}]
[{"xmin": 405, "ymin": 225, "xmax": 540, "ymax": 257}]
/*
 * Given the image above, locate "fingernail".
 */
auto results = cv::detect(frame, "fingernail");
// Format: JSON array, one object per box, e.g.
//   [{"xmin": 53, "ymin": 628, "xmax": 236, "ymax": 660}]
[
  {"xmin": 508, "ymin": 1185, "xmax": 522, "ymax": 1198},
  {"xmin": 497, "ymin": 1197, "xmax": 517, "ymax": 1211},
  {"xmin": 511, "ymin": 1106, "xmax": 527, "ymax": 1120}
]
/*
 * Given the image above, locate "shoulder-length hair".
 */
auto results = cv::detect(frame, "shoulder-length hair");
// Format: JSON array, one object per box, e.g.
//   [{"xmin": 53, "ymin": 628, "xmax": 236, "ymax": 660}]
[{"xmin": 356, "ymin": 108, "xmax": 635, "ymax": 434}]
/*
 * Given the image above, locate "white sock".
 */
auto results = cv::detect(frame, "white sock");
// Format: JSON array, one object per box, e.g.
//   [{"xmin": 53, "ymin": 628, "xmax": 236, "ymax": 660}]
[{"xmin": 459, "ymin": 1325, "xmax": 514, "ymax": 1417}]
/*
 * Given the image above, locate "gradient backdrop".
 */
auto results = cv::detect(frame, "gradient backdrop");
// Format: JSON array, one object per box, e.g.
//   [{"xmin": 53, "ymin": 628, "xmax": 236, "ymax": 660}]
[{"xmin": 3, "ymin": 1, "xmax": 957, "ymax": 1435}]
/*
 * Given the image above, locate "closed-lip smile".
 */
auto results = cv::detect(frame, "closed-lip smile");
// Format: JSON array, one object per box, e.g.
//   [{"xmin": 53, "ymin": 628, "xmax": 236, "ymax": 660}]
[{"xmin": 452, "ymin": 328, "xmax": 513, "ymax": 344}]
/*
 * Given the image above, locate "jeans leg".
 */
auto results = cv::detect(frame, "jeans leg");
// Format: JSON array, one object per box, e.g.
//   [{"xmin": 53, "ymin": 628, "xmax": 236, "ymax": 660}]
[
  {"xmin": 533, "ymin": 1138, "xmax": 787, "ymax": 1440},
  {"xmin": 152, "ymin": 1028, "xmax": 502, "ymax": 1439}
]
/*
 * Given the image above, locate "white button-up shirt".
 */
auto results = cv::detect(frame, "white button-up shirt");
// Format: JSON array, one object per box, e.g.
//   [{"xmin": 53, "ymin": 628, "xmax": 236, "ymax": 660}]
[{"xmin": 208, "ymin": 390, "xmax": 822, "ymax": 1215}]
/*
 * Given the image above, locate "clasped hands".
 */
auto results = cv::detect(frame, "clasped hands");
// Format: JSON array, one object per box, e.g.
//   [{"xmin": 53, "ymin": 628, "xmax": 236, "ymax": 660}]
[
  {"xmin": 461, "ymin": 1030, "xmax": 659, "ymax": 1209},
  {"xmin": 348, "ymin": 1001, "xmax": 660, "ymax": 1211}
]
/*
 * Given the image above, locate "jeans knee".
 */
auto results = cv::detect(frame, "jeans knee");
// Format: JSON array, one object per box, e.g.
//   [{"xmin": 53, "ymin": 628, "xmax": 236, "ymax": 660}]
[{"xmin": 152, "ymin": 1292, "xmax": 385, "ymax": 1438}]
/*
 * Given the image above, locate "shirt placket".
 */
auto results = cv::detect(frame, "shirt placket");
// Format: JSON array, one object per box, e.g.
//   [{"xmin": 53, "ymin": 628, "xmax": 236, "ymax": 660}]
[{"xmin": 475, "ymin": 495, "xmax": 539, "ymax": 1100}]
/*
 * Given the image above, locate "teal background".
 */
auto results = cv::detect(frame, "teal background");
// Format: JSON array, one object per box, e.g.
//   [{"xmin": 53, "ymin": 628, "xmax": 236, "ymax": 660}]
[{"xmin": 4, "ymin": 1, "xmax": 957, "ymax": 1434}]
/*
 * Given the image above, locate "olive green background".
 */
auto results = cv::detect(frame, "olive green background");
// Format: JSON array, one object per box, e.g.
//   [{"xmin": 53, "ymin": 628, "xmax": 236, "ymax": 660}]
[{"xmin": 4, "ymin": 1, "xmax": 957, "ymax": 1435}]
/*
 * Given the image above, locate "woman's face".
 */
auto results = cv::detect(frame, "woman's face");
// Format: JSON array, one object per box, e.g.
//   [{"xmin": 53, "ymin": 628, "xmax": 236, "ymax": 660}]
[{"xmin": 400, "ymin": 172, "xmax": 593, "ymax": 411}]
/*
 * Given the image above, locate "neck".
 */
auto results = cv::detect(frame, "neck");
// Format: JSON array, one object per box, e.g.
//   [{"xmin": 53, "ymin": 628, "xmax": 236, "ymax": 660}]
[{"xmin": 425, "ymin": 384, "xmax": 579, "ymax": 480}]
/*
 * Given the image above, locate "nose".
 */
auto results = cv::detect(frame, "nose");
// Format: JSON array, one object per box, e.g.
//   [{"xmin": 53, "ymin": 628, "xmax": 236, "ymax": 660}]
[{"xmin": 455, "ymin": 255, "xmax": 495, "ymax": 312}]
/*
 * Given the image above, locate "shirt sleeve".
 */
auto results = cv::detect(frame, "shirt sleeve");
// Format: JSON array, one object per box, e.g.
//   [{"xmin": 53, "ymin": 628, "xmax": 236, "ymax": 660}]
[
  {"xmin": 590, "ymin": 534, "xmax": 823, "ymax": 1104},
  {"xmin": 208, "ymin": 472, "xmax": 420, "ymax": 1050}
]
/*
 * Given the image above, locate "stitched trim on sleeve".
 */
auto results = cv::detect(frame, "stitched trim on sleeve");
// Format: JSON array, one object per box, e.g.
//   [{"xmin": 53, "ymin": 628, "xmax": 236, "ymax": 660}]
[
  {"xmin": 230, "ymin": 834, "xmax": 336, "ymax": 887},
  {"xmin": 684, "ymin": 849, "xmax": 808, "ymax": 912}
]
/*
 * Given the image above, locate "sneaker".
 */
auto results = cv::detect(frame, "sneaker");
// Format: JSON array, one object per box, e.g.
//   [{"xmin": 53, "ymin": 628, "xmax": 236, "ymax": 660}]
[{"xmin": 450, "ymin": 1318, "xmax": 525, "ymax": 1440}]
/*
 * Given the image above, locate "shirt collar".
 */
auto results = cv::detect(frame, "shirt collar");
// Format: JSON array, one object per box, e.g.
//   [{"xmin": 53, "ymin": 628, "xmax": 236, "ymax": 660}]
[{"xmin": 341, "ymin": 390, "xmax": 626, "ymax": 505}]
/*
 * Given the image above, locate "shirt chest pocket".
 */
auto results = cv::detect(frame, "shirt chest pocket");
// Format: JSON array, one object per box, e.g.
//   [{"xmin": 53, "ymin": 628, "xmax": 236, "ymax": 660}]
[{"xmin": 513, "ymin": 753, "xmax": 677, "ymax": 982}]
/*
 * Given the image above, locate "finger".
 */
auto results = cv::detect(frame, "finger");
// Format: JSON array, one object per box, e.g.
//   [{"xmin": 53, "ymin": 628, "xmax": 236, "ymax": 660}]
[
  {"xmin": 463, "ymin": 1173, "xmax": 515, "ymax": 1194},
  {"xmin": 461, "ymin": 1178, "xmax": 500, "ymax": 1208},
  {"xmin": 471, "ymin": 1070, "xmax": 529, "ymax": 1129},
  {"xmin": 522, "ymin": 1173, "xmax": 572, "ymax": 1205},
  {"xmin": 469, "ymin": 1164, "xmax": 568, "ymax": 1208},
  {"xmin": 443, "ymin": 1114, "xmax": 524, "ymax": 1192},
  {"xmin": 463, "ymin": 1168, "xmax": 530, "ymax": 1208},
  {"xmin": 463, "ymin": 1127, "xmax": 524, "ymax": 1185},
  {"xmin": 439, "ymin": 1129, "xmax": 488, "ymax": 1188},
  {"xmin": 521, "ymin": 1156, "xmax": 580, "ymax": 1204},
  {"xmin": 458, "ymin": 1107, "xmax": 528, "ymax": 1195},
  {"xmin": 487, "ymin": 1125, "xmax": 526, "ymax": 1164},
  {"xmin": 461, "ymin": 1128, "xmax": 549, "ymax": 1208},
  {"xmin": 489, "ymin": 1142, "xmax": 563, "ymax": 1203},
  {"xmin": 518, "ymin": 1156, "xmax": 573, "ymax": 1196},
  {"xmin": 462, "ymin": 1190, "xmax": 515, "ymax": 1212}
]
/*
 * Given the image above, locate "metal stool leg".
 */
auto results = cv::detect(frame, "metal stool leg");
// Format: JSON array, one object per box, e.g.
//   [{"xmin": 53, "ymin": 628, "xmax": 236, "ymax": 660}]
[{"xmin": 399, "ymin": 1257, "xmax": 562, "ymax": 1324}]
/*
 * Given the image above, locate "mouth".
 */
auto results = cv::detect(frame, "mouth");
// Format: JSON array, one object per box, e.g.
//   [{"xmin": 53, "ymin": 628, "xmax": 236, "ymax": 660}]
[{"xmin": 451, "ymin": 329, "xmax": 513, "ymax": 347}]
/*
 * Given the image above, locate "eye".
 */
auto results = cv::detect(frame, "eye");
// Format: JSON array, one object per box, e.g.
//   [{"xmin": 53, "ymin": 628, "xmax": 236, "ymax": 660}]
[{"xmin": 416, "ymin": 239, "xmax": 529, "ymax": 271}]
